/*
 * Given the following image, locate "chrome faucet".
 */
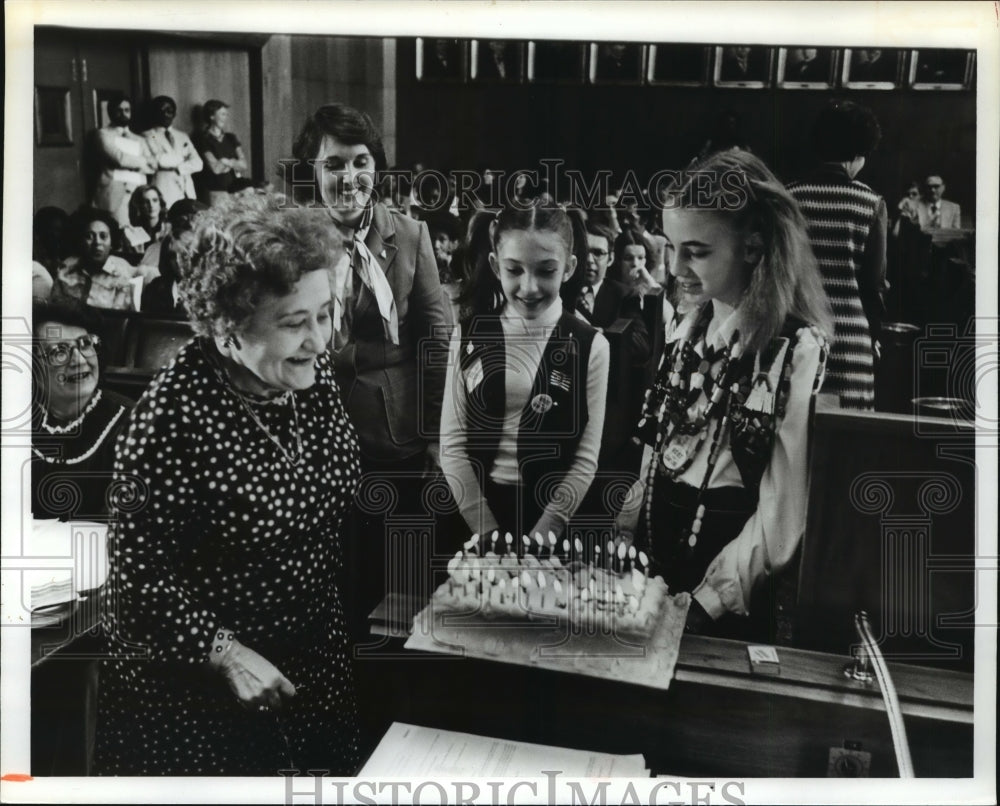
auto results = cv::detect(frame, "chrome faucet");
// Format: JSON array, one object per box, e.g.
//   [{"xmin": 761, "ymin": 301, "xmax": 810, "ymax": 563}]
[{"xmin": 843, "ymin": 611, "xmax": 915, "ymax": 777}]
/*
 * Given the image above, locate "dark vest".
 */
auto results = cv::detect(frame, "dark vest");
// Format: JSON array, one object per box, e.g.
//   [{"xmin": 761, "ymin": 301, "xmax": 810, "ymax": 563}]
[{"xmin": 459, "ymin": 313, "xmax": 597, "ymax": 530}]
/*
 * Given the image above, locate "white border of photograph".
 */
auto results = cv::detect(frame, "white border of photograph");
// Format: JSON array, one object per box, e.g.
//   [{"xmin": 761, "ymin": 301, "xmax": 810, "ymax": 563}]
[
  {"xmin": 841, "ymin": 47, "xmax": 902, "ymax": 89},
  {"xmin": 776, "ymin": 46, "xmax": 839, "ymax": 89},
  {"xmin": 908, "ymin": 48, "xmax": 976, "ymax": 90},
  {"xmin": 712, "ymin": 45, "xmax": 773, "ymax": 88},
  {"xmin": 646, "ymin": 43, "xmax": 710, "ymax": 86}
]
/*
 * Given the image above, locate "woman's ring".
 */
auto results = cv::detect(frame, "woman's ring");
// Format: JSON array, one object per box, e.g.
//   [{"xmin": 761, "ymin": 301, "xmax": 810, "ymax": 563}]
[{"xmin": 258, "ymin": 705, "xmax": 269, "ymax": 713}]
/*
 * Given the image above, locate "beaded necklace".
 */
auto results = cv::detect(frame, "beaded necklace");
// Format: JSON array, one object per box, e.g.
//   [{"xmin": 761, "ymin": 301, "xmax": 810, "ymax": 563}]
[
  {"xmin": 40, "ymin": 388, "xmax": 103, "ymax": 434},
  {"xmin": 638, "ymin": 308, "xmax": 800, "ymax": 559},
  {"xmin": 639, "ymin": 305, "xmax": 745, "ymax": 551}
]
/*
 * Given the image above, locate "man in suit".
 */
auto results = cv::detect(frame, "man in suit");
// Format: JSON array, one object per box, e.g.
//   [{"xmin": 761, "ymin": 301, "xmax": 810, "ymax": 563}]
[
  {"xmin": 91, "ymin": 93, "xmax": 156, "ymax": 227},
  {"xmin": 142, "ymin": 96, "xmax": 203, "ymax": 210},
  {"xmin": 576, "ymin": 221, "xmax": 652, "ymax": 505},
  {"xmin": 578, "ymin": 222, "xmax": 651, "ymax": 359},
  {"xmin": 916, "ymin": 175, "xmax": 962, "ymax": 230}
]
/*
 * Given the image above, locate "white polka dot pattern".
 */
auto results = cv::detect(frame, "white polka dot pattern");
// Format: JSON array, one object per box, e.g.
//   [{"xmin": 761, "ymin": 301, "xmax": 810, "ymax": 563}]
[{"xmin": 95, "ymin": 339, "xmax": 363, "ymax": 775}]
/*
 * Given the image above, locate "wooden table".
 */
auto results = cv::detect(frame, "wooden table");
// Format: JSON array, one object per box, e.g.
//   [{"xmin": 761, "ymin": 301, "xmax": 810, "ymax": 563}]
[{"xmin": 354, "ymin": 594, "xmax": 973, "ymax": 777}]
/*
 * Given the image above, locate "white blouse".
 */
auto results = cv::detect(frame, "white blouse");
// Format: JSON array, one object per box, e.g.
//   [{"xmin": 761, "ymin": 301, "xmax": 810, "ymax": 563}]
[
  {"xmin": 621, "ymin": 303, "xmax": 827, "ymax": 619},
  {"xmin": 440, "ymin": 298, "xmax": 610, "ymax": 539}
]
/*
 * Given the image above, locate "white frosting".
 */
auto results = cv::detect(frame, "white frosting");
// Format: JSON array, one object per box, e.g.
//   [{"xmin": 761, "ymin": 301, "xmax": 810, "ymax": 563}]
[{"xmin": 434, "ymin": 553, "xmax": 667, "ymax": 638}]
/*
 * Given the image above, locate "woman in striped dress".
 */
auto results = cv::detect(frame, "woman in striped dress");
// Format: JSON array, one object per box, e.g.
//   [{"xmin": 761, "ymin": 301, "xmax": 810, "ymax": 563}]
[{"xmin": 788, "ymin": 100, "xmax": 888, "ymax": 410}]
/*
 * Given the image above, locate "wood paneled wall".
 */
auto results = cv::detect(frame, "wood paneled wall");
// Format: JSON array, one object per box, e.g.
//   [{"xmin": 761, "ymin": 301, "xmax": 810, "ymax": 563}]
[{"xmin": 147, "ymin": 44, "xmax": 252, "ymax": 168}]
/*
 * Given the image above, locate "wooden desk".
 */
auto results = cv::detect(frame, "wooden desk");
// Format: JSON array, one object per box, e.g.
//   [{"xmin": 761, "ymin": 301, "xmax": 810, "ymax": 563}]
[{"xmin": 355, "ymin": 594, "xmax": 973, "ymax": 778}]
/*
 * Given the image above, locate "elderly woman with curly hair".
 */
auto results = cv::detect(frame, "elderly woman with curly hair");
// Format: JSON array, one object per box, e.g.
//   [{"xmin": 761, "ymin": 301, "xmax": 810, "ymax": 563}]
[{"xmin": 94, "ymin": 195, "xmax": 363, "ymax": 776}]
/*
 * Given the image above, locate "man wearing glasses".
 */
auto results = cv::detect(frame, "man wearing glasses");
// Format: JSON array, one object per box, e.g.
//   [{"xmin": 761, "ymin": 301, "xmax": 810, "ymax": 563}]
[{"xmin": 916, "ymin": 175, "xmax": 962, "ymax": 230}]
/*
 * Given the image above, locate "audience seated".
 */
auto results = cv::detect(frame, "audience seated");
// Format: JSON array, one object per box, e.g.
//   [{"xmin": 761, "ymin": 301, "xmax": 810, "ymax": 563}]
[
  {"xmin": 141, "ymin": 230, "xmax": 193, "ymax": 318},
  {"xmin": 51, "ymin": 207, "xmax": 149, "ymax": 311},
  {"xmin": 122, "ymin": 185, "xmax": 171, "ymax": 268}
]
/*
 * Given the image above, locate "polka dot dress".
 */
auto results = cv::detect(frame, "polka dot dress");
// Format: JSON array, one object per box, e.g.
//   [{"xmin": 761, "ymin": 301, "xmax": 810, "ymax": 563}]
[{"xmin": 94, "ymin": 338, "xmax": 362, "ymax": 776}]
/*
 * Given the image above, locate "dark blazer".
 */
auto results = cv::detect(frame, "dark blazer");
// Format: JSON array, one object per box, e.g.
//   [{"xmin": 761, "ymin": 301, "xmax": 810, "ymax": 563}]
[
  {"xmin": 141, "ymin": 276, "xmax": 187, "ymax": 318},
  {"xmin": 583, "ymin": 279, "xmax": 652, "ymax": 365},
  {"xmin": 332, "ymin": 202, "xmax": 449, "ymax": 462}
]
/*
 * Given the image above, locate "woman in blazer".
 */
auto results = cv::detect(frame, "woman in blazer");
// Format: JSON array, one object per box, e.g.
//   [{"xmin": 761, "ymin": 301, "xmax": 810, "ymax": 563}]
[{"xmin": 291, "ymin": 103, "xmax": 450, "ymax": 635}]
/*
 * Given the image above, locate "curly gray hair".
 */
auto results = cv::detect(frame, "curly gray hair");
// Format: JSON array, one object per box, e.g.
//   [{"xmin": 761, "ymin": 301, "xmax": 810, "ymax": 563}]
[{"xmin": 179, "ymin": 193, "xmax": 344, "ymax": 339}]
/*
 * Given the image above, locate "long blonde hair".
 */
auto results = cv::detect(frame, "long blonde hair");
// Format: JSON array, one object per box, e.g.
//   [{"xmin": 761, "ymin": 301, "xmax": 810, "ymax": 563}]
[{"xmin": 662, "ymin": 149, "xmax": 833, "ymax": 353}]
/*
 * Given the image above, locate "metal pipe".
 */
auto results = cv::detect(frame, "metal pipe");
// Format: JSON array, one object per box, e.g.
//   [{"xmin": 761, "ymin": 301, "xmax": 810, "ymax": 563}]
[{"xmin": 853, "ymin": 611, "xmax": 915, "ymax": 777}]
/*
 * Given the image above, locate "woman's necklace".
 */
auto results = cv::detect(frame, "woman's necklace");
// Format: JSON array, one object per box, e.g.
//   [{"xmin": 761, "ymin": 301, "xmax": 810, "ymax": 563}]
[
  {"xmin": 639, "ymin": 306, "xmax": 744, "ymax": 553},
  {"xmin": 231, "ymin": 387, "xmax": 304, "ymax": 468},
  {"xmin": 40, "ymin": 388, "xmax": 103, "ymax": 434},
  {"xmin": 203, "ymin": 341, "xmax": 304, "ymax": 468}
]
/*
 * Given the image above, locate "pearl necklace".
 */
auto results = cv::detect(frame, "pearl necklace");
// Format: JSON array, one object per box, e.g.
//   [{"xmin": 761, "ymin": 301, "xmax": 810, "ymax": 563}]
[{"xmin": 40, "ymin": 389, "xmax": 103, "ymax": 434}]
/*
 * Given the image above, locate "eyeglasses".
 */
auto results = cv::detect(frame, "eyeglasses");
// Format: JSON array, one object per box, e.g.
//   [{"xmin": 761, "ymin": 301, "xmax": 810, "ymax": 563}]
[
  {"xmin": 588, "ymin": 248, "xmax": 610, "ymax": 258},
  {"xmin": 39, "ymin": 335, "xmax": 101, "ymax": 366}
]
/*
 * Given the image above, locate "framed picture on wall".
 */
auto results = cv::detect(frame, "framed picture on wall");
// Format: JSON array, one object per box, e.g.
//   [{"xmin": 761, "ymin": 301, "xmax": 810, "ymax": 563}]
[
  {"xmin": 713, "ymin": 45, "xmax": 773, "ymax": 87},
  {"xmin": 34, "ymin": 86, "xmax": 72, "ymax": 146},
  {"xmin": 647, "ymin": 44, "xmax": 710, "ymax": 86},
  {"xmin": 470, "ymin": 40, "xmax": 525, "ymax": 83},
  {"xmin": 908, "ymin": 49, "xmax": 975, "ymax": 90},
  {"xmin": 776, "ymin": 46, "xmax": 838, "ymax": 88},
  {"xmin": 589, "ymin": 42, "xmax": 644, "ymax": 84},
  {"xmin": 842, "ymin": 48, "xmax": 902, "ymax": 88},
  {"xmin": 528, "ymin": 41, "xmax": 586, "ymax": 83},
  {"xmin": 416, "ymin": 37, "xmax": 468, "ymax": 82}
]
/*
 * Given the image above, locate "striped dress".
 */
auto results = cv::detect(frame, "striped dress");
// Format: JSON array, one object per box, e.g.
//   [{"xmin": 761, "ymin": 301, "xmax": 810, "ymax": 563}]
[{"xmin": 788, "ymin": 172, "xmax": 882, "ymax": 410}]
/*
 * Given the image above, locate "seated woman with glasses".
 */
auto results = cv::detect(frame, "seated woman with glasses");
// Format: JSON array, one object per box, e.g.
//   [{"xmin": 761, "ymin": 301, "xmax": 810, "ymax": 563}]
[{"xmin": 31, "ymin": 298, "xmax": 133, "ymax": 521}]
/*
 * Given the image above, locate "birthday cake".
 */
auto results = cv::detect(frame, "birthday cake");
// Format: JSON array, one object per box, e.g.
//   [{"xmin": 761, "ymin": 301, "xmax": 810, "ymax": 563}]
[{"xmin": 428, "ymin": 532, "xmax": 669, "ymax": 639}]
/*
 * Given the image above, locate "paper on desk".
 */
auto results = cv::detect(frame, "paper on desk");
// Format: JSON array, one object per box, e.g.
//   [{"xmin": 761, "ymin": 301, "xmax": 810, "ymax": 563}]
[
  {"xmin": 358, "ymin": 722, "xmax": 649, "ymax": 778},
  {"xmin": 27, "ymin": 519, "xmax": 109, "ymax": 611}
]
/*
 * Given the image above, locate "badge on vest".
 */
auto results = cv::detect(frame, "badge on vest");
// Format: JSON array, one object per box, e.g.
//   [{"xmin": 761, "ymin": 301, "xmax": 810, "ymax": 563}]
[
  {"xmin": 464, "ymin": 358, "xmax": 485, "ymax": 393},
  {"xmin": 549, "ymin": 369, "xmax": 572, "ymax": 393},
  {"xmin": 530, "ymin": 393, "xmax": 554, "ymax": 414}
]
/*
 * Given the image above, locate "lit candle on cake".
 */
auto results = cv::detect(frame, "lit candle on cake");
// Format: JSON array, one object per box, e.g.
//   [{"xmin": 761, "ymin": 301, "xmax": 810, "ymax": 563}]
[
  {"xmin": 535, "ymin": 532, "xmax": 545, "ymax": 558},
  {"xmin": 553, "ymin": 577, "xmax": 565, "ymax": 609},
  {"xmin": 498, "ymin": 576, "xmax": 507, "ymax": 605},
  {"xmin": 490, "ymin": 530, "xmax": 499, "ymax": 554},
  {"xmin": 639, "ymin": 550, "xmax": 649, "ymax": 580},
  {"xmin": 505, "ymin": 532, "xmax": 514, "ymax": 557},
  {"xmin": 538, "ymin": 570, "xmax": 546, "ymax": 609},
  {"xmin": 548, "ymin": 531, "xmax": 557, "ymax": 558},
  {"xmin": 562, "ymin": 539, "xmax": 570, "ymax": 561},
  {"xmin": 574, "ymin": 537, "xmax": 583, "ymax": 561},
  {"xmin": 628, "ymin": 545, "xmax": 637, "ymax": 573},
  {"xmin": 606, "ymin": 539, "xmax": 615, "ymax": 573},
  {"xmin": 617, "ymin": 541, "xmax": 627, "ymax": 576},
  {"xmin": 522, "ymin": 534, "xmax": 531, "ymax": 557}
]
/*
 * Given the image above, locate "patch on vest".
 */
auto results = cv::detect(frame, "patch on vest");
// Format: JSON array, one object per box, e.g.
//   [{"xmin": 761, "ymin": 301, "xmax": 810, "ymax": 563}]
[{"xmin": 530, "ymin": 393, "xmax": 554, "ymax": 414}]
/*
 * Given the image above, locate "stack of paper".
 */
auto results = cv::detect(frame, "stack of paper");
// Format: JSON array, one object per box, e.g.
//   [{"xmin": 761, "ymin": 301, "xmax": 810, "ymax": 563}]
[
  {"xmin": 359, "ymin": 722, "xmax": 649, "ymax": 778},
  {"xmin": 27, "ymin": 520, "xmax": 109, "ymax": 615}
]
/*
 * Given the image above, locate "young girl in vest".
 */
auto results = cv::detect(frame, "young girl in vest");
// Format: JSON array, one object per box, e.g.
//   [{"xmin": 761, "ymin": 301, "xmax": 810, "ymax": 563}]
[
  {"xmin": 618, "ymin": 149, "xmax": 832, "ymax": 640},
  {"xmin": 440, "ymin": 200, "xmax": 610, "ymax": 545}
]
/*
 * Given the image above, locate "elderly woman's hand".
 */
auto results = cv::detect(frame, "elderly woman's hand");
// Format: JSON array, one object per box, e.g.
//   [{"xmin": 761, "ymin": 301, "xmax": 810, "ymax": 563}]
[{"xmin": 211, "ymin": 639, "xmax": 297, "ymax": 710}]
